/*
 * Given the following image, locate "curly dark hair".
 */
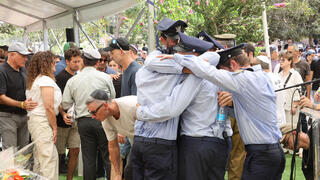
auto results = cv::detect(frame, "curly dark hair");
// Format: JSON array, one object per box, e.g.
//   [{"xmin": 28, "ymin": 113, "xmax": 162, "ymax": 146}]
[
  {"xmin": 64, "ymin": 48, "xmax": 81, "ymax": 61},
  {"xmin": 26, "ymin": 51, "xmax": 56, "ymax": 90}
]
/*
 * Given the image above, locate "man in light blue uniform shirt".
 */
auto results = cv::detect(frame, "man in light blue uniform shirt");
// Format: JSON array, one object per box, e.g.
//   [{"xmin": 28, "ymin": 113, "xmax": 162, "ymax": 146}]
[
  {"xmin": 131, "ymin": 18, "xmax": 187, "ymax": 180},
  {"xmin": 136, "ymin": 32, "xmax": 232, "ymax": 180},
  {"xmin": 158, "ymin": 44, "xmax": 285, "ymax": 180}
]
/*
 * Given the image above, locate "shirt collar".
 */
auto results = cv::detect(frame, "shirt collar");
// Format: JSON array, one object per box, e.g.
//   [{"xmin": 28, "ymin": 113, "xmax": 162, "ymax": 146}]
[
  {"xmin": 251, "ymin": 64, "xmax": 262, "ymax": 72},
  {"xmin": 4, "ymin": 62, "xmax": 21, "ymax": 72},
  {"xmin": 81, "ymin": 66, "xmax": 96, "ymax": 72}
]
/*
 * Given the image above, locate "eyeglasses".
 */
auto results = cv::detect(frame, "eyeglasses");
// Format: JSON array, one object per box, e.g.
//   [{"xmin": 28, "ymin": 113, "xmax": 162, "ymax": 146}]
[{"xmin": 88, "ymin": 103, "xmax": 104, "ymax": 116}]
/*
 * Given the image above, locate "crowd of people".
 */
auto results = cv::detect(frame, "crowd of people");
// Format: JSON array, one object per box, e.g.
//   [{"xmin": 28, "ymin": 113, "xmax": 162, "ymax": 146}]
[{"xmin": 0, "ymin": 17, "xmax": 319, "ymax": 180}]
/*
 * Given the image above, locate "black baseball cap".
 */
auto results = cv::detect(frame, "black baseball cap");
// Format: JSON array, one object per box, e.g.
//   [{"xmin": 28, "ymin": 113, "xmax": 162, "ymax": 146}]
[
  {"xmin": 90, "ymin": 89, "xmax": 110, "ymax": 101},
  {"xmin": 104, "ymin": 38, "xmax": 130, "ymax": 51}
]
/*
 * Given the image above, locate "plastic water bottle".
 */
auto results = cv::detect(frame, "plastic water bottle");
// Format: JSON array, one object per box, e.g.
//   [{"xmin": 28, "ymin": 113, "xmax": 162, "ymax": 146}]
[{"xmin": 217, "ymin": 106, "xmax": 226, "ymax": 127}]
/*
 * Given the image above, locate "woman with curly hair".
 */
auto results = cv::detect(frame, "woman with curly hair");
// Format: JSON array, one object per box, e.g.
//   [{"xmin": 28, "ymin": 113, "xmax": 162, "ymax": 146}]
[{"xmin": 26, "ymin": 51, "xmax": 62, "ymax": 180}]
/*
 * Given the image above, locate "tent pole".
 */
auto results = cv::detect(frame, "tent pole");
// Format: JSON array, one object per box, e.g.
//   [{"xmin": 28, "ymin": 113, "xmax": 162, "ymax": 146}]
[
  {"xmin": 43, "ymin": 20, "xmax": 49, "ymax": 50},
  {"xmin": 147, "ymin": 1, "xmax": 155, "ymax": 51},
  {"xmin": 73, "ymin": 10, "xmax": 80, "ymax": 46}
]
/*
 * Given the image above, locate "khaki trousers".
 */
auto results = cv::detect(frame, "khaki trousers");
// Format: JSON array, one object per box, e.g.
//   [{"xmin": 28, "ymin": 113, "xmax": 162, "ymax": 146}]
[
  {"xmin": 28, "ymin": 115, "xmax": 59, "ymax": 180},
  {"xmin": 228, "ymin": 117, "xmax": 246, "ymax": 180}
]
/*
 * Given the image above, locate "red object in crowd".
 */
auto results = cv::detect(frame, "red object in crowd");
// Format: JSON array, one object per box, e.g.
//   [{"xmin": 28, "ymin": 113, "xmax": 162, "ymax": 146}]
[{"xmin": 274, "ymin": 3, "xmax": 287, "ymax": 8}]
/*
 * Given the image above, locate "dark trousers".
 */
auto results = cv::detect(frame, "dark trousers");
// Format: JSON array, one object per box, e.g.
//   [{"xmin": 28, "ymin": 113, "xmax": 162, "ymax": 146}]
[
  {"xmin": 77, "ymin": 117, "xmax": 111, "ymax": 180},
  {"xmin": 242, "ymin": 143, "xmax": 285, "ymax": 180},
  {"xmin": 124, "ymin": 149, "xmax": 133, "ymax": 180},
  {"xmin": 131, "ymin": 136, "xmax": 177, "ymax": 180},
  {"xmin": 300, "ymin": 113, "xmax": 308, "ymax": 133},
  {"xmin": 179, "ymin": 136, "xmax": 227, "ymax": 180}
]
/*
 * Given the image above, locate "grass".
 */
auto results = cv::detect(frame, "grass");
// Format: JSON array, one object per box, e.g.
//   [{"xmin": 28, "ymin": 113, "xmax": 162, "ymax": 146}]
[{"xmin": 59, "ymin": 154, "xmax": 305, "ymax": 180}]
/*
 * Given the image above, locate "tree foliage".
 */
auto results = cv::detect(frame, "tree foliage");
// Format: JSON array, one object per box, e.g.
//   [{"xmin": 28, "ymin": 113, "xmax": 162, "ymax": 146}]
[
  {"xmin": 1, "ymin": 0, "xmax": 320, "ymax": 54},
  {"xmin": 267, "ymin": 0, "xmax": 320, "ymax": 42}
]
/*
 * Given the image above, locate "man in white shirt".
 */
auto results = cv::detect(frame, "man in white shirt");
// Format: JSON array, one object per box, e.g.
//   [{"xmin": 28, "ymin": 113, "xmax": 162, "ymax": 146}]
[
  {"xmin": 86, "ymin": 89, "xmax": 137, "ymax": 180},
  {"xmin": 256, "ymin": 55, "xmax": 286, "ymax": 127}
]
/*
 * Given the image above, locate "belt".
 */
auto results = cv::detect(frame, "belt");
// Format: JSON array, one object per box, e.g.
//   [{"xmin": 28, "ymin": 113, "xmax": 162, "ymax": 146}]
[
  {"xmin": 181, "ymin": 135, "xmax": 226, "ymax": 144},
  {"xmin": 77, "ymin": 116, "xmax": 93, "ymax": 121},
  {"xmin": 134, "ymin": 136, "xmax": 176, "ymax": 145},
  {"xmin": 245, "ymin": 143, "xmax": 281, "ymax": 152}
]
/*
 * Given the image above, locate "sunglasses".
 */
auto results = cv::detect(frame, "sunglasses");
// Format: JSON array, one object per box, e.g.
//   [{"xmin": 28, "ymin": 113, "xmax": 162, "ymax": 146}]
[
  {"xmin": 88, "ymin": 103, "xmax": 104, "ymax": 116},
  {"xmin": 112, "ymin": 39, "xmax": 123, "ymax": 51}
]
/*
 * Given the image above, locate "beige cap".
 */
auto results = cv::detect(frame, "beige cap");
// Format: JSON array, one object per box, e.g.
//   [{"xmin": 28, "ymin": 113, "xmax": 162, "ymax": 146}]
[
  {"xmin": 213, "ymin": 34, "xmax": 236, "ymax": 40},
  {"xmin": 279, "ymin": 123, "xmax": 297, "ymax": 142}
]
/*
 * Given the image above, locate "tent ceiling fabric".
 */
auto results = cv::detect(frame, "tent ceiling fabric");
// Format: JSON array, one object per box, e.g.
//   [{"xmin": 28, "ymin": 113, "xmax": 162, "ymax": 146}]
[{"xmin": 0, "ymin": 0, "xmax": 138, "ymax": 32}]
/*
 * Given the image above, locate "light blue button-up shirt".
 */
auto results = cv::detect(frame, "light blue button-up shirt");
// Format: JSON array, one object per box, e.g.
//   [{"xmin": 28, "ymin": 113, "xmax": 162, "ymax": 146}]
[
  {"xmin": 134, "ymin": 50, "xmax": 184, "ymax": 140},
  {"xmin": 137, "ymin": 71, "xmax": 233, "ymax": 139},
  {"xmin": 172, "ymin": 54, "xmax": 281, "ymax": 145}
]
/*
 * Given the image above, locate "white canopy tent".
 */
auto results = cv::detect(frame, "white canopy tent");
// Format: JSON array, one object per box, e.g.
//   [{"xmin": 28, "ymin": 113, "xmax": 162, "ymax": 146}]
[{"xmin": 0, "ymin": 0, "xmax": 138, "ymax": 49}]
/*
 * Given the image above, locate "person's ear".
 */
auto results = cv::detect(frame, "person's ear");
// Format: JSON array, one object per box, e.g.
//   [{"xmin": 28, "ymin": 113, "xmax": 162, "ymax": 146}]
[
  {"xmin": 229, "ymin": 59, "xmax": 239, "ymax": 71},
  {"xmin": 103, "ymin": 102, "xmax": 108, "ymax": 110}
]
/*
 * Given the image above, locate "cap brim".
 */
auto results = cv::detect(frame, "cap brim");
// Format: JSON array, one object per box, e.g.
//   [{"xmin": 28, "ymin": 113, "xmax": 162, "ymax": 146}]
[{"xmin": 18, "ymin": 51, "xmax": 32, "ymax": 55}]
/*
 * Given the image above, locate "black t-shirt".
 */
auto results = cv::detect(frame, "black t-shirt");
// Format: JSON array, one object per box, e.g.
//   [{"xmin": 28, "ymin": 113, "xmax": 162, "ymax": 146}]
[
  {"xmin": 55, "ymin": 69, "xmax": 73, "ymax": 128},
  {"xmin": 113, "ymin": 74, "xmax": 122, "ymax": 98},
  {"xmin": 121, "ymin": 61, "xmax": 141, "ymax": 96},
  {"xmin": 294, "ymin": 60, "xmax": 310, "ymax": 82},
  {"xmin": 311, "ymin": 60, "xmax": 320, "ymax": 90},
  {"xmin": 0, "ymin": 62, "xmax": 27, "ymax": 114}
]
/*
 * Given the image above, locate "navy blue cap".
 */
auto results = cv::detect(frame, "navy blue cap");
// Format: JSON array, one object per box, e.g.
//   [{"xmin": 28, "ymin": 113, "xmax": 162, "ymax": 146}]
[
  {"xmin": 173, "ymin": 32, "xmax": 213, "ymax": 54},
  {"xmin": 217, "ymin": 43, "xmax": 245, "ymax": 64},
  {"xmin": 196, "ymin": 31, "xmax": 225, "ymax": 50},
  {"xmin": 157, "ymin": 18, "xmax": 187, "ymax": 39}
]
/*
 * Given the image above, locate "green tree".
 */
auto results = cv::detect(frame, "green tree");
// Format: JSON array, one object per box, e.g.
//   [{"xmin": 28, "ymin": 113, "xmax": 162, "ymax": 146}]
[{"xmin": 266, "ymin": 0, "xmax": 320, "ymax": 43}]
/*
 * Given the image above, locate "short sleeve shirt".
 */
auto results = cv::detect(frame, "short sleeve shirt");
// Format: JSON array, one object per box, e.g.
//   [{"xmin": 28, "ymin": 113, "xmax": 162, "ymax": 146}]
[
  {"xmin": 26, "ymin": 75, "xmax": 62, "ymax": 116},
  {"xmin": 55, "ymin": 69, "xmax": 74, "ymax": 127},
  {"xmin": 121, "ymin": 61, "xmax": 141, "ymax": 96},
  {"xmin": 0, "ymin": 62, "xmax": 27, "ymax": 114},
  {"xmin": 102, "ymin": 96, "xmax": 137, "ymax": 141},
  {"xmin": 311, "ymin": 60, "xmax": 320, "ymax": 90},
  {"xmin": 294, "ymin": 60, "xmax": 310, "ymax": 81}
]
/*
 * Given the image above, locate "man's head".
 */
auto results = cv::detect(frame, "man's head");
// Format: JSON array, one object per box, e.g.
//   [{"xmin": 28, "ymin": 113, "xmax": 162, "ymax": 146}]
[
  {"xmin": 86, "ymin": 89, "xmax": 113, "ymax": 121},
  {"xmin": 196, "ymin": 31, "xmax": 225, "ymax": 51},
  {"xmin": 82, "ymin": 49, "xmax": 101, "ymax": 67},
  {"xmin": 0, "ymin": 45, "xmax": 8, "ymax": 58},
  {"xmin": 96, "ymin": 48, "xmax": 110, "ymax": 71},
  {"xmin": 218, "ymin": 43, "xmax": 250, "ymax": 72},
  {"xmin": 8, "ymin": 42, "xmax": 32, "ymax": 68},
  {"xmin": 256, "ymin": 55, "xmax": 270, "ymax": 70},
  {"xmin": 280, "ymin": 124, "xmax": 310, "ymax": 150},
  {"xmin": 242, "ymin": 43, "xmax": 256, "ymax": 65},
  {"xmin": 287, "ymin": 44, "xmax": 299, "ymax": 60},
  {"xmin": 270, "ymin": 45, "xmax": 278, "ymax": 61},
  {"xmin": 64, "ymin": 48, "xmax": 82, "ymax": 72},
  {"xmin": 173, "ymin": 32, "xmax": 213, "ymax": 56},
  {"xmin": 104, "ymin": 38, "xmax": 131, "ymax": 66},
  {"xmin": 158, "ymin": 18, "xmax": 187, "ymax": 48},
  {"xmin": 129, "ymin": 44, "xmax": 138, "ymax": 60}
]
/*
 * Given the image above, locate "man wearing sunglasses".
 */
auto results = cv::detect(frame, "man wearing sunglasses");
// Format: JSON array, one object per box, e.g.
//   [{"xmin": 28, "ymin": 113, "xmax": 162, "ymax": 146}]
[
  {"xmin": 86, "ymin": 89, "xmax": 137, "ymax": 180},
  {"xmin": 62, "ymin": 49, "xmax": 115, "ymax": 180},
  {"xmin": 104, "ymin": 37, "xmax": 141, "ymax": 180}
]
